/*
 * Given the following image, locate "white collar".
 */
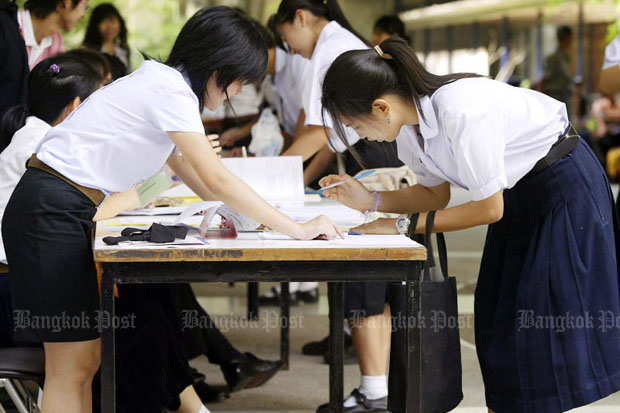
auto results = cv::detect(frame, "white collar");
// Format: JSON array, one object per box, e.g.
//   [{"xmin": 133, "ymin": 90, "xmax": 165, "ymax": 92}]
[
  {"xmin": 311, "ymin": 20, "xmax": 342, "ymax": 60},
  {"xmin": 416, "ymin": 95, "xmax": 439, "ymax": 140},
  {"xmin": 19, "ymin": 10, "xmax": 52, "ymax": 49}
]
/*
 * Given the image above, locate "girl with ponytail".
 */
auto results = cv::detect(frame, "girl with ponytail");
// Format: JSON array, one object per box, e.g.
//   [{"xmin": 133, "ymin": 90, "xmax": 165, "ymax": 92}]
[
  {"xmin": 275, "ymin": 2, "xmax": 406, "ymax": 412},
  {"xmin": 274, "ymin": 0, "xmax": 383, "ymax": 183},
  {"xmin": 320, "ymin": 37, "xmax": 620, "ymax": 413}
]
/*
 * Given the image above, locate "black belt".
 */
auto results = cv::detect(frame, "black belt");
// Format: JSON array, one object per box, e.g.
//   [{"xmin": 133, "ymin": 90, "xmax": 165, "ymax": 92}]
[{"xmin": 528, "ymin": 125, "xmax": 580, "ymax": 175}]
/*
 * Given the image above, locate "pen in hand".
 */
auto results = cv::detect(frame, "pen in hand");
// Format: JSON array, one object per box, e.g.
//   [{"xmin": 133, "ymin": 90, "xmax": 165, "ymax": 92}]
[{"xmin": 319, "ymin": 170, "xmax": 376, "ymax": 192}]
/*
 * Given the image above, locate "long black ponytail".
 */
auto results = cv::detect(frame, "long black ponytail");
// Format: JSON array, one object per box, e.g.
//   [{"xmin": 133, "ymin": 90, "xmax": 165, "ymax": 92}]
[
  {"xmin": 321, "ymin": 37, "xmax": 481, "ymax": 163},
  {"xmin": 0, "ymin": 53, "xmax": 104, "ymax": 153},
  {"xmin": 275, "ymin": 0, "xmax": 369, "ymax": 46}
]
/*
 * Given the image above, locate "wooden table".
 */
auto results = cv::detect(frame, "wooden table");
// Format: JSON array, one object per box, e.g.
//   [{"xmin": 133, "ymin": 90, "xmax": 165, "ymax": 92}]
[{"xmin": 94, "ymin": 222, "xmax": 426, "ymax": 413}]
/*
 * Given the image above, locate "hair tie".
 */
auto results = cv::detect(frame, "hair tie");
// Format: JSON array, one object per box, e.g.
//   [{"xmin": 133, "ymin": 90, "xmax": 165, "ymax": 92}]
[
  {"xmin": 374, "ymin": 45, "xmax": 393, "ymax": 60},
  {"xmin": 49, "ymin": 64, "xmax": 60, "ymax": 74}
]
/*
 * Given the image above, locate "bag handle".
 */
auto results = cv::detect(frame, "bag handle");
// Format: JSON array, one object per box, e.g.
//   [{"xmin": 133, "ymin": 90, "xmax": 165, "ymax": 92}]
[{"xmin": 421, "ymin": 211, "xmax": 449, "ymax": 283}]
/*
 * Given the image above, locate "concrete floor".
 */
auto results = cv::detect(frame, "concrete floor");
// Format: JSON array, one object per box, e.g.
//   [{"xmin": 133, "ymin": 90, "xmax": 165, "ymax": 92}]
[{"xmin": 189, "ymin": 185, "xmax": 620, "ymax": 412}]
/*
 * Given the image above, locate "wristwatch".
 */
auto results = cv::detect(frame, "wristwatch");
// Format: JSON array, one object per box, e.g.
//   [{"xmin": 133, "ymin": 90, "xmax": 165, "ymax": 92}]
[{"xmin": 396, "ymin": 214, "xmax": 411, "ymax": 235}]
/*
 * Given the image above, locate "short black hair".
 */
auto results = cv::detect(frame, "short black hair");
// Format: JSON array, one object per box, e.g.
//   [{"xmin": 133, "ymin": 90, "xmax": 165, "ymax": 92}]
[
  {"xmin": 165, "ymin": 6, "xmax": 270, "ymax": 112},
  {"xmin": 65, "ymin": 48, "xmax": 111, "ymax": 80},
  {"xmin": 557, "ymin": 25, "xmax": 573, "ymax": 43},
  {"xmin": 102, "ymin": 52, "xmax": 127, "ymax": 81},
  {"xmin": 374, "ymin": 15, "xmax": 405, "ymax": 38},
  {"xmin": 24, "ymin": 0, "xmax": 81, "ymax": 19}
]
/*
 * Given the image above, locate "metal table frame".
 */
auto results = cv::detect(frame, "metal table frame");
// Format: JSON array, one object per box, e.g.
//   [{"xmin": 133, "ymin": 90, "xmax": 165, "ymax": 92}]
[{"xmin": 100, "ymin": 260, "xmax": 424, "ymax": 413}]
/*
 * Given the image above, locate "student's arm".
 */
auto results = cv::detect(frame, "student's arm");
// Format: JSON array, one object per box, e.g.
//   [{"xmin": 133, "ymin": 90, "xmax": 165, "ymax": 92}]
[
  {"xmin": 282, "ymin": 125, "xmax": 328, "ymax": 161},
  {"xmin": 320, "ymin": 174, "xmax": 451, "ymax": 213},
  {"xmin": 303, "ymin": 145, "xmax": 336, "ymax": 186},
  {"xmin": 92, "ymin": 190, "xmax": 142, "ymax": 222},
  {"xmin": 166, "ymin": 151, "xmax": 219, "ymax": 201},
  {"xmin": 293, "ymin": 110, "xmax": 306, "ymax": 141},
  {"xmin": 320, "ymin": 173, "xmax": 503, "ymax": 233},
  {"xmin": 167, "ymin": 131, "xmax": 343, "ymax": 240},
  {"xmin": 600, "ymin": 66, "xmax": 620, "ymax": 96},
  {"xmin": 348, "ymin": 191, "xmax": 503, "ymax": 235},
  {"xmin": 220, "ymin": 120, "xmax": 257, "ymax": 148}
]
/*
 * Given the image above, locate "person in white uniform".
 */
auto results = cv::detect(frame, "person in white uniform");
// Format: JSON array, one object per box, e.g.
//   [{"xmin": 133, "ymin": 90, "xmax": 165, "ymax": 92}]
[
  {"xmin": 599, "ymin": 33, "xmax": 620, "ymax": 96},
  {"xmin": 273, "ymin": 1, "xmax": 405, "ymax": 411},
  {"xmin": 319, "ymin": 37, "xmax": 620, "ymax": 413},
  {"xmin": 2, "ymin": 7, "xmax": 341, "ymax": 413},
  {"xmin": 274, "ymin": 0, "xmax": 368, "ymax": 187}
]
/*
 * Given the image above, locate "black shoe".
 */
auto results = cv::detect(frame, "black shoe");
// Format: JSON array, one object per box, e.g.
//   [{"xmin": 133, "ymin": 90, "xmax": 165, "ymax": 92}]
[
  {"xmin": 296, "ymin": 287, "xmax": 319, "ymax": 303},
  {"xmin": 189, "ymin": 367, "xmax": 206, "ymax": 385},
  {"xmin": 221, "ymin": 352, "xmax": 283, "ymax": 392},
  {"xmin": 316, "ymin": 389, "xmax": 388, "ymax": 412},
  {"xmin": 302, "ymin": 333, "xmax": 353, "ymax": 356},
  {"xmin": 323, "ymin": 343, "xmax": 358, "ymax": 365},
  {"xmin": 258, "ymin": 287, "xmax": 299, "ymax": 306},
  {"xmin": 193, "ymin": 380, "xmax": 230, "ymax": 404}
]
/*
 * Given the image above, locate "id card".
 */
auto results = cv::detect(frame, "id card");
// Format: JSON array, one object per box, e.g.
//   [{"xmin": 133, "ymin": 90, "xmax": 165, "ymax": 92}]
[{"xmin": 136, "ymin": 170, "xmax": 173, "ymax": 206}]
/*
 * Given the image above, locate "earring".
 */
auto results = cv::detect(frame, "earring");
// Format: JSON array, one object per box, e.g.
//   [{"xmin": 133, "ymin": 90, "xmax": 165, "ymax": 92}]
[{"xmin": 387, "ymin": 118, "xmax": 391, "ymax": 124}]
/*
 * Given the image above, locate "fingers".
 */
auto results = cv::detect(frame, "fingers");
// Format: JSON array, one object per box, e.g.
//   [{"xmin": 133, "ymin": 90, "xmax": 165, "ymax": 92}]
[
  {"xmin": 334, "ymin": 223, "xmax": 345, "ymax": 239},
  {"xmin": 319, "ymin": 174, "xmax": 342, "ymax": 187}
]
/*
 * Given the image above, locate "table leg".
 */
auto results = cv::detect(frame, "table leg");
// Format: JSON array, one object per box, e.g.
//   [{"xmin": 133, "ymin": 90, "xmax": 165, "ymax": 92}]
[
  {"xmin": 328, "ymin": 282, "xmax": 344, "ymax": 413},
  {"xmin": 280, "ymin": 282, "xmax": 290, "ymax": 370},
  {"xmin": 405, "ymin": 267, "xmax": 422, "ymax": 412},
  {"xmin": 247, "ymin": 282, "xmax": 259, "ymax": 321},
  {"xmin": 100, "ymin": 265, "xmax": 116, "ymax": 413}
]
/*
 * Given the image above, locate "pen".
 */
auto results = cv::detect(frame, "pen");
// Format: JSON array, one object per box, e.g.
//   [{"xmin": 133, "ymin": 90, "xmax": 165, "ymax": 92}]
[
  {"xmin": 348, "ymin": 232, "xmax": 362, "ymax": 235},
  {"xmin": 319, "ymin": 170, "xmax": 376, "ymax": 191}
]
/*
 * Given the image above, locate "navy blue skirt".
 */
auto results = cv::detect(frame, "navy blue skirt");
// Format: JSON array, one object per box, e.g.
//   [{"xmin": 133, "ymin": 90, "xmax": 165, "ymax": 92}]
[{"xmin": 475, "ymin": 139, "xmax": 620, "ymax": 412}]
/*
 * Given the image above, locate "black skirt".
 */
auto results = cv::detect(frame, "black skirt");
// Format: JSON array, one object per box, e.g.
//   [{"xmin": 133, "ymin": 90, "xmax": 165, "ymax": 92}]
[
  {"xmin": 2, "ymin": 168, "xmax": 100, "ymax": 343},
  {"xmin": 476, "ymin": 140, "xmax": 620, "ymax": 412}
]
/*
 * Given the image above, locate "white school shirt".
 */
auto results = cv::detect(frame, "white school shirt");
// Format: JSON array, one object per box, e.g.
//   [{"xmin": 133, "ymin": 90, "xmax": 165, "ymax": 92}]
[
  {"xmin": 301, "ymin": 21, "xmax": 366, "ymax": 153},
  {"xmin": 396, "ymin": 77, "xmax": 568, "ymax": 201},
  {"xmin": 36, "ymin": 60, "xmax": 205, "ymax": 195},
  {"xmin": 273, "ymin": 48, "xmax": 308, "ymax": 136},
  {"xmin": 0, "ymin": 116, "xmax": 51, "ymax": 264},
  {"xmin": 603, "ymin": 34, "xmax": 620, "ymax": 70}
]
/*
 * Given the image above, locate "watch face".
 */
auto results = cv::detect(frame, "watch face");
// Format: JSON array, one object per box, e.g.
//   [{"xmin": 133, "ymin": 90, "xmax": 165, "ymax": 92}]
[{"xmin": 397, "ymin": 215, "xmax": 409, "ymax": 234}]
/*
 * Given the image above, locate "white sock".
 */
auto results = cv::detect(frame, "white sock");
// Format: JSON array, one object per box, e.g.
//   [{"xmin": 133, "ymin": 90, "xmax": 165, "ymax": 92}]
[
  {"xmin": 343, "ymin": 375, "xmax": 388, "ymax": 407},
  {"xmin": 360, "ymin": 375, "xmax": 388, "ymax": 400},
  {"xmin": 198, "ymin": 406, "xmax": 210, "ymax": 413}
]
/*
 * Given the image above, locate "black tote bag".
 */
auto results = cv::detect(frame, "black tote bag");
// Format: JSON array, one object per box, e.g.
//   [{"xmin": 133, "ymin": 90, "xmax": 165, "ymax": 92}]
[{"xmin": 388, "ymin": 211, "xmax": 463, "ymax": 413}]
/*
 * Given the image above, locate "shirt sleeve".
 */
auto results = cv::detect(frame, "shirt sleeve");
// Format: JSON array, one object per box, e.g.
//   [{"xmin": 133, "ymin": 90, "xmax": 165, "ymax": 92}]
[
  {"xmin": 603, "ymin": 34, "xmax": 620, "ymax": 70},
  {"xmin": 149, "ymin": 83, "xmax": 205, "ymax": 134},
  {"xmin": 441, "ymin": 107, "xmax": 508, "ymax": 201}
]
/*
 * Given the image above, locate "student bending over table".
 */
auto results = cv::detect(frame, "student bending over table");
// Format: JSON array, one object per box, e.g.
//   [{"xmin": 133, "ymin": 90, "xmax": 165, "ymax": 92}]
[
  {"xmin": 1, "ymin": 6, "xmax": 342, "ymax": 413},
  {"xmin": 319, "ymin": 37, "xmax": 620, "ymax": 413}
]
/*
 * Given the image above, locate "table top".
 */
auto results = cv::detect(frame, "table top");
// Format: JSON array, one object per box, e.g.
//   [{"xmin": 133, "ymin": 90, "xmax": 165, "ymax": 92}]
[{"xmin": 93, "ymin": 202, "xmax": 427, "ymax": 263}]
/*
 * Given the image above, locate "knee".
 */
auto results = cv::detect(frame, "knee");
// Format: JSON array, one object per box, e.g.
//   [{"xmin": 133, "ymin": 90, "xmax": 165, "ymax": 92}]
[{"xmin": 45, "ymin": 345, "xmax": 101, "ymax": 387}]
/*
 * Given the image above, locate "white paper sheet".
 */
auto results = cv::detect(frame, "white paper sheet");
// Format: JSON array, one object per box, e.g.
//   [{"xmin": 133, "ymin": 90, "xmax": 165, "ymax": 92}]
[
  {"xmin": 119, "ymin": 206, "xmax": 187, "ymax": 216},
  {"xmin": 160, "ymin": 184, "xmax": 197, "ymax": 197},
  {"xmin": 173, "ymin": 201, "xmax": 223, "ymax": 224},
  {"xmin": 221, "ymin": 157, "xmax": 304, "ymax": 203}
]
